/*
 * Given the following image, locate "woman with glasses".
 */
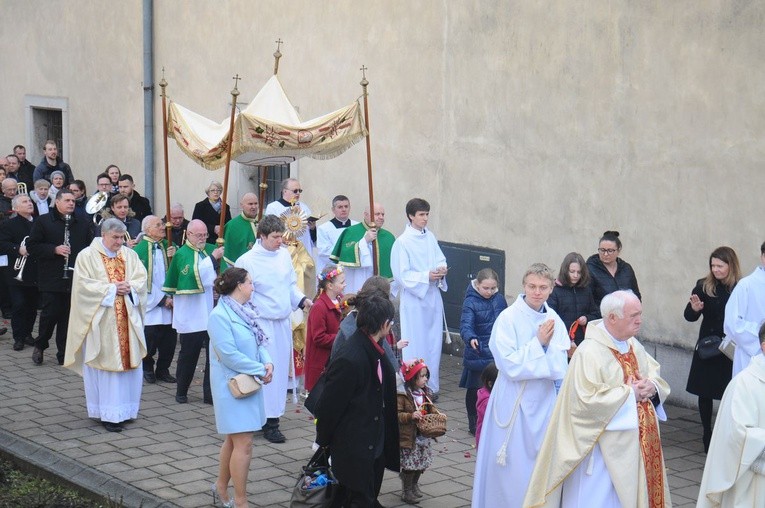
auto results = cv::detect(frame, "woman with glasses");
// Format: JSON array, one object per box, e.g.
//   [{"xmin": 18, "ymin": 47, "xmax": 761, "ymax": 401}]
[
  {"xmin": 586, "ymin": 230, "xmax": 641, "ymax": 308},
  {"xmin": 192, "ymin": 181, "xmax": 231, "ymax": 244}
]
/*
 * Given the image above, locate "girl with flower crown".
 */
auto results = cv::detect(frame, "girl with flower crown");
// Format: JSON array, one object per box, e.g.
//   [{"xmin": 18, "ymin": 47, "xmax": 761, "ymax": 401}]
[{"xmin": 304, "ymin": 264, "xmax": 347, "ymax": 392}]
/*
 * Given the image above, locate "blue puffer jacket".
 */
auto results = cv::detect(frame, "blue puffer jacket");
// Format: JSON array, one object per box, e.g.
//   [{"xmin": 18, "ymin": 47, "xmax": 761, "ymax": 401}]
[{"xmin": 459, "ymin": 281, "xmax": 508, "ymax": 388}]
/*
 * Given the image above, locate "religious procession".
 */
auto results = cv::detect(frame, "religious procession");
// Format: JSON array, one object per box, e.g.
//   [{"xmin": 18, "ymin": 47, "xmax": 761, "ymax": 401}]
[{"xmin": 2, "ymin": 3, "xmax": 764, "ymax": 508}]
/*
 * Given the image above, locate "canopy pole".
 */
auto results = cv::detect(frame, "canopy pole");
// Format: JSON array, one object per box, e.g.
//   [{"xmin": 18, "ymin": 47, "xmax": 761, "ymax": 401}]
[
  {"xmin": 360, "ymin": 65, "xmax": 378, "ymax": 275},
  {"xmin": 217, "ymin": 74, "xmax": 241, "ymax": 271},
  {"xmin": 258, "ymin": 166, "xmax": 268, "ymax": 220},
  {"xmin": 159, "ymin": 69, "xmax": 173, "ymax": 256}
]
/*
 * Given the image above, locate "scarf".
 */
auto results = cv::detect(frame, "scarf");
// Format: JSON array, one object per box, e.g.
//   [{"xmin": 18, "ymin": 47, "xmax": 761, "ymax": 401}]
[{"xmin": 221, "ymin": 295, "xmax": 269, "ymax": 346}]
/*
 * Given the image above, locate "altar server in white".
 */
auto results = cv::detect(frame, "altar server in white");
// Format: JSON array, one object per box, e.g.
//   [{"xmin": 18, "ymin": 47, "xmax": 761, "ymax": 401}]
[
  {"xmin": 390, "ymin": 198, "xmax": 448, "ymax": 394},
  {"xmin": 316, "ymin": 195, "xmax": 356, "ymax": 271},
  {"xmin": 724, "ymin": 241, "xmax": 765, "ymax": 376},
  {"xmin": 235, "ymin": 214, "xmax": 311, "ymax": 443},
  {"xmin": 471, "ymin": 263, "xmax": 569, "ymax": 508}
]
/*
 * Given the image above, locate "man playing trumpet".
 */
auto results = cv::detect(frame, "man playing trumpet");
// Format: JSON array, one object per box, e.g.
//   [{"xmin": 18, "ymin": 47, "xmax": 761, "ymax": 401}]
[{"xmin": 0, "ymin": 194, "xmax": 39, "ymax": 350}]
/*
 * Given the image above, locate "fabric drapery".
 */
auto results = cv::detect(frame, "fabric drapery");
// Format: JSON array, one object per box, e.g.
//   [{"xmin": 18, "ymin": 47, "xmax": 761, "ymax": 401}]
[{"xmin": 167, "ymin": 76, "xmax": 366, "ymax": 170}]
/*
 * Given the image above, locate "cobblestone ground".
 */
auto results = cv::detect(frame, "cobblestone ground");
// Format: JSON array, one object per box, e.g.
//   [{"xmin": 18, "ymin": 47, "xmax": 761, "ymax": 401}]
[{"xmin": 0, "ymin": 323, "xmax": 706, "ymax": 507}]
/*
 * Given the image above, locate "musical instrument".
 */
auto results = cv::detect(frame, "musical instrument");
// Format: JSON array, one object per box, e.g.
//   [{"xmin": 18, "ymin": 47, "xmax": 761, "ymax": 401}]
[
  {"xmin": 62, "ymin": 214, "xmax": 74, "ymax": 279},
  {"xmin": 17, "ymin": 182, "xmax": 28, "ymax": 195},
  {"xmin": 85, "ymin": 191, "xmax": 110, "ymax": 224},
  {"xmin": 13, "ymin": 236, "xmax": 29, "ymax": 282}
]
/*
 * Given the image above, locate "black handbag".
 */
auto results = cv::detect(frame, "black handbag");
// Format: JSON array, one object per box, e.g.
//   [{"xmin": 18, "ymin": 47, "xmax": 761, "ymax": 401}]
[
  {"xmin": 696, "ymin": 335, "xmax": 723, "ymax": 360},
  {"xmin": 290, "ymin": 447, "xmax": 337, "ymax": 508}
]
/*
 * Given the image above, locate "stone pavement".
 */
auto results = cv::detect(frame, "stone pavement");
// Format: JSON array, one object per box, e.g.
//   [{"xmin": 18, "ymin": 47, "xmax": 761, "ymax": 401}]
[{"xmin": 0, "ymin": 325, "xmax": 708, "ymax": 507}]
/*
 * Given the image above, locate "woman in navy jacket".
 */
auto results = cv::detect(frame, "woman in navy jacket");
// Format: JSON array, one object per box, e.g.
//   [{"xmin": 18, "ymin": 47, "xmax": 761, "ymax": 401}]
[
  {"xmin": 547, "ymin": 252, "xmax": 600, "ymax": 352},
  {"xmin": 459, "ymin": 268, "xmax": 507, "ymax": 435}
]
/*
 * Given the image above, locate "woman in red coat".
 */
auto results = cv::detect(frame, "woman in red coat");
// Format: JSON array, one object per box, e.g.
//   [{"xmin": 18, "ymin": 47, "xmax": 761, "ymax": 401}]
[{"xmin": 304, "ymin": 265, "xmax": 346, "ymax": 391}]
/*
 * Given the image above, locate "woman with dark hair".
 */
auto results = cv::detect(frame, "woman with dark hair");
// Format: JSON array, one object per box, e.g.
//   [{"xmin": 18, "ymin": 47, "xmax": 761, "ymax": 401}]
[
  {"xmin": 105, "ymin": 165, "xmax": 121, "ymax": 194},
  {"xmin": 684, "ymin": 246, "xmax": 741, "ymax": 452},
  {"xmin": 208, "ymin": 267, "xmax": 274, "ymax": 508},
  {"xmin": 586, "ymin": 230, "xmax": 641, "ymax": 307},
  {"xmin": 315, "ymin": 293, "xmax": 400, "ymax": 507},
  {"xmin": 547, "ymin": 252, "xmax": 600, "ymax": 352}
]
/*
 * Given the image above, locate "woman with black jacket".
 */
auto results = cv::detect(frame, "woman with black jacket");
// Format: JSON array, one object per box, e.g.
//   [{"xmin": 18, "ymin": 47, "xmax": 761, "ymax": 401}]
[
  {"xmin": 684, "ymin": 246, "xmax": 741, "ymax": 452},
  {"xmin": 586, "ymin": 230, "xmax": 641, "ymax": 307},
  {"xmin": 547, "ymin": 252, "xmax": 600, "ymax": 353}
]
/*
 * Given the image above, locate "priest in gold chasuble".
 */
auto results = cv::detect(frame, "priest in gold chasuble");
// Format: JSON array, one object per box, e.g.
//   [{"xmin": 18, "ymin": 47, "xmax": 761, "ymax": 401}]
[
  {"xmin": 525, "ymin": 291, "xmax": 671, "ymax": 508},
  {"xmin": 65, "ymin": 218, "xmax": 148, "ymax": 433}
]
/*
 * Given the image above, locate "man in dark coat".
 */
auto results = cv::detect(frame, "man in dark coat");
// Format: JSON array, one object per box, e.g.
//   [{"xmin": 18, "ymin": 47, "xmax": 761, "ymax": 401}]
[
  {"xmin": 315, "ymin": 293, "xmax": 400, "ymax": 507},
  {"xmin": 13, "ymin": 145, "xmax": 36, "ymax": 189},
  {"xmin": 32, "ymin": 140, "xmax": 75, "ymax": 185},
  {"xmin": 117, "ymin": 174, "xmax": 152, "ymax": 222},
  {"xmin": 27, "ymin": 189, "xmax": 92, "ymax": 365},
  {"xmin": 0, "ymin": 195, "xmax": 39, "ymax": 350}
]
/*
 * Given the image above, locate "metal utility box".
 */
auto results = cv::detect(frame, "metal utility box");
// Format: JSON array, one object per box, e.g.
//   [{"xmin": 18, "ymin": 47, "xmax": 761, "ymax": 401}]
[{"xmin": 438, "ymin": 241, "xmax": 506, "ymax": 333}]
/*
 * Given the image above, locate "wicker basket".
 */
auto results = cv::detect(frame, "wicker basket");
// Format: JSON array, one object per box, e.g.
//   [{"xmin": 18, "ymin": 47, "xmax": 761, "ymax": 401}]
[{"xmin": 416, "ymin": 402, "xmax": 447, "ymax": 438}]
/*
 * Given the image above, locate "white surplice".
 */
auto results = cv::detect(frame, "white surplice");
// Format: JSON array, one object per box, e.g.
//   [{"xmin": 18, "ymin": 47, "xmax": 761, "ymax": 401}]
[
  {"xmin": 697, "ymin": 354, "xmax": 765, "ymax": 508},
  {"xmin": 236, "ymin": 243, "xmax": 305, "ymax": 418},
  {"xmin": 171, "ymin": 256, "xmax": 215, "ymax": 334},
  {"xmin": 316, "ymin": 218, "xmax": 357, "ymax": 271},
  {"xmin": 471, "ymin": 295, "xmax": 569, "ymax": 508},
  {"xmin": 144, "ymin": 245, "xmax": 172, "ymax": 326},
  {"xmin": 724, "ymin": 266, "xmax": 765, "ymax": 375},
  {"xmin": 391, "ymin": 224, "xmax": 447, "ymax": 393}
]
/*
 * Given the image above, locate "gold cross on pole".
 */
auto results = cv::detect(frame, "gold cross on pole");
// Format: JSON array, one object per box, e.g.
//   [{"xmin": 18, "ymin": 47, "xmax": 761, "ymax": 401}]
[
  {"xmin": 232, "ymin": 74, "xmax": 242, "ymax": 90},
  {"xmin": 275, "ymin": 38, "xmax": 283, "ymax": 51}
]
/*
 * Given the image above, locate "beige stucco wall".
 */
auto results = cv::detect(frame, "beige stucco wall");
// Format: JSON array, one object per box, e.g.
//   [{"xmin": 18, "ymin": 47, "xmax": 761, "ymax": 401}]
[{"xmin": 2, "ymin": 1, "xmax": 764, "ymax": 354}]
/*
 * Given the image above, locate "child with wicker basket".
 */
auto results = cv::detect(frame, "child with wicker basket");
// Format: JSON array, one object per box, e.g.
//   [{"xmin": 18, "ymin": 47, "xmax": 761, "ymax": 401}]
[{"xmin": 397, "ymin": 358, "xmax": 440, "ymax": 504}]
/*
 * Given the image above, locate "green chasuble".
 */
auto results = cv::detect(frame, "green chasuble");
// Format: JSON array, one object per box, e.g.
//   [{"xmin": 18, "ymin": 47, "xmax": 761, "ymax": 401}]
[
  {"xmin": 330, "ymin": 222, "xmax": 394, "ymax": 278},
  {"xmin": 221, "ymin": 213, "xmax": 258, "ymax": 270},
  {"xmin": 134, "ymin": 237, "xmax": 173, "ymax": 291},
  {"xmin": 162, "ymin": 241, "xmax": 216, "ymax": 295}
]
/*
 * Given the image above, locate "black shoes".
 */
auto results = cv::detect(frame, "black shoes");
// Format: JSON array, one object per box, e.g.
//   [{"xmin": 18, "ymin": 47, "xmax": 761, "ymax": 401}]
[
  {"xmin": 23, "ymin": 336, "xmax": 36, "ymax": 346},
  {"xmin": 175, "ymin": 395, "xmax": 188, "ymax": 404},
  {"xmin": 156, "ymin": 372, "xmax": 177, "ymax": 383},
  {"xmin": 263, "ymin": 427, "xmax": 286, "ymax": 443},
  {"xmin": 32, "ymin": 347, "xmax": 43, "ymax": 365},
  {"xmin": 144, "ymin": 371, "xmax": 157, "ymax": 384},
  {"xmin": 0, "ymin": 327, "xmax": 7, "ymax": 336},
  {"xmin": 13, "ymin": 341, "xmax": 24, "ymax": 351},
  {"xmin": 102, "ymin": 421, "xmax": 123, "ymax": 433}
]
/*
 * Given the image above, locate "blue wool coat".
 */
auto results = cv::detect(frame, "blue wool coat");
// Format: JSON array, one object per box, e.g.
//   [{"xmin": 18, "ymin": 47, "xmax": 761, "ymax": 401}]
[
  {"xmin": 459, "ymin": 281, "xmax": 508, "ymax": 388},
  {"xmin": 208, "ymin": 300, "xmax": 273, "ymax": 435}
]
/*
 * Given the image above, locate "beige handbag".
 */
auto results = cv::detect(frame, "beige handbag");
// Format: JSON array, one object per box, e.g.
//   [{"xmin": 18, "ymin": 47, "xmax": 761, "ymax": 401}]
[{"xmin": 228, "ymin": 374, "xmax": 263, "ymax": 399}]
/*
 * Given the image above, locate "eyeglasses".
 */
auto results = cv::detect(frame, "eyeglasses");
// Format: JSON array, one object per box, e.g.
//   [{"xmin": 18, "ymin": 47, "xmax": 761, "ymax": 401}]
[
  {"xmin": 598, "ymin": 248, "xmax": 618, "ymax": 254},
  {"xmin": 288, "ymin": 188, "xmax": 303, "ymax": 194},
  {"xmin": 208, "ymin": 188, "xmax": 222, "ymax": 194}
]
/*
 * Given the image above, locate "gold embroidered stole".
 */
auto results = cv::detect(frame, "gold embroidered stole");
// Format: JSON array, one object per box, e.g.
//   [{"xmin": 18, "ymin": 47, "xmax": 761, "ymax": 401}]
[
  {"xmin": 610, "ymin": 346, "xmax": 666, "ymax": 508},
  {"xmin": 101, "ymin": 254, "xmax": 131, "ymax": 370}
]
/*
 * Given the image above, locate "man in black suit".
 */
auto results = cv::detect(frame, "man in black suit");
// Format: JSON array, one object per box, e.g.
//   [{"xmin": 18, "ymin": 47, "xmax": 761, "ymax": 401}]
[
  {"xmin": 0, "ymin": 195, "xmax": 39, "ymax": 350},
  {"xmin": 27, "ymin": 189, "xmax": 92, "ymax": 365},
  {"xmin": 117, "ymin": 174, "xmax": 152, "ymax": 222},
  {"xmin": 315, "ymin": 293, "xmax": 400, "ymax": 507}
]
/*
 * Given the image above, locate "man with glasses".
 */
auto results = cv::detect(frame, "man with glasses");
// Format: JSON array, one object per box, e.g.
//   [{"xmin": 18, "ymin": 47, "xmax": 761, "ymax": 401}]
[
  {"xmin": 265, "ymin": 178, "xmax": 317, "ymax": 255},
  {"xmin": 162, "ymin": 219, "xmax": 224, "ymax": 404},
  {"xmin": 136, "ymin": 215, "xmax": 177, "ymax": 384},
  {"xmin": 167, "ymin": 203, "xmax": 189, "ymax": 247}
]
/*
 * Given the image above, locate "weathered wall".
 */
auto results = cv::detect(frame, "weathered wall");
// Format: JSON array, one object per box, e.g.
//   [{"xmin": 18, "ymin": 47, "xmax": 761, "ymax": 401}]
[{"xmin": 2, "ymin": 1, "xmax": 764, "ymax": 374}]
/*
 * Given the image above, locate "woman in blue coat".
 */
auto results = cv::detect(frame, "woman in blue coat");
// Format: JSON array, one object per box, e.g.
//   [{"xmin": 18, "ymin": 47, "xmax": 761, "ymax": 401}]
[
  {"xmin": 459, "ymin": 268, "xmax": 507, "ymax": 435},
  {"xmin": 208, "ymin": 268, "xmax": 274, "ymax": 508}
]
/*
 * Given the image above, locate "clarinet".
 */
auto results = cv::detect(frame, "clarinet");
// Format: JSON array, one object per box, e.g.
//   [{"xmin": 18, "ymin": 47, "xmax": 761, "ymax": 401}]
[{"xmin": 62, "ymin": 214, "xmax": 73, "ymax": 279}]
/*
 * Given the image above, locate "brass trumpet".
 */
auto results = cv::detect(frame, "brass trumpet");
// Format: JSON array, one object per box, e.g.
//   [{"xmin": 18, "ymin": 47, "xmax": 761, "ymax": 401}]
[
  {"xmin": 17, "ymin": 182, "xmax": 28, "ymax": 195},
  {"xmin": 13, "ymin": 236, "xmax": 29, "ymax": 282}
]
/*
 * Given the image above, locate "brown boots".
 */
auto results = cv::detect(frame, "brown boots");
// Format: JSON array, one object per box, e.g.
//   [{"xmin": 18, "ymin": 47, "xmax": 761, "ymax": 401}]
[{"xmin": 400, "ymin": 470, "xmax": 423, "ymax": 504}]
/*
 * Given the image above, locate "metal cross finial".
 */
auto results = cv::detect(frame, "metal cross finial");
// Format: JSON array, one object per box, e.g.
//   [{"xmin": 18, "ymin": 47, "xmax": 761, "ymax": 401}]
[
  {"xmin": 233, "ymin": 74, "xmax": 242, "ymax": 89},
  {"xmin": 159, "ymin": 66, "xmax": 167, "ymax": 89},
  {"xmin": 161, "ymin": 66, "xmax": 165, "ymax": 79},
  {"xmin": 360, "ymin": 65, "xmax": 368, "ymax": 79},
  {"xmin": 275, "ymin": 38, "xmax": 283, "ymax": 51}
]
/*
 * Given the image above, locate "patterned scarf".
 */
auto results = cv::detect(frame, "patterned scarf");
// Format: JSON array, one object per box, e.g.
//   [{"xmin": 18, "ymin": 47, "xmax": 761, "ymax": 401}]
[{"xmin": 221, "ymin": 295, "xmax": 269, "ymax": 346}]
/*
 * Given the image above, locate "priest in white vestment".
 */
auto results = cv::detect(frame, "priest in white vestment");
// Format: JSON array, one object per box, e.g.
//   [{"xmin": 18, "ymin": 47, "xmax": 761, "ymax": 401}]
[
  {"xmin": 235, "ymin": 214, "xmax": 311, "ymax": 443},
  {"xmin": 315, "ymin": 195, "xmax": 357, "ymax": 271},
  {"xmin": 471, "ymin": 263, "xmax": 569, "ymax": 508},
  {"xmin": 390, "ymin": 198, "xmax": 448, "ymax": 394},
  {"xmin": 723, "ymin": 244, "xmax": 765, "ymax": 376},
  {"xmin": 264, "ymin": 178, "xmax": 316, "ymax": 257},
  {"xmin": 64, "ymin": 219, "xmax": 148, "ymax": 433},
  {"xmin": 697, "ymin": 322, "xmax": 765, "ymax": 508},
  {"xmin": 525, "ymin": 290, "xmax": 671, "ymax": 508}
]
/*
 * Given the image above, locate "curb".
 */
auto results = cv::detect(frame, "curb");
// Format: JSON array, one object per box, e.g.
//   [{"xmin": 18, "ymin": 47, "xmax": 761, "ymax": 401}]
[{"xmin": 0, "ymin": 427, "xmax": 181, "ymax": 508}]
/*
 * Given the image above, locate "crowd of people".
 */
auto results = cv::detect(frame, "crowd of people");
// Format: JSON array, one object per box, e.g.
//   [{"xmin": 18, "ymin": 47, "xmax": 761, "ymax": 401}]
[{"xmin": 1, "ymin": 142, "xmax": 764, "ymax": 507}]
